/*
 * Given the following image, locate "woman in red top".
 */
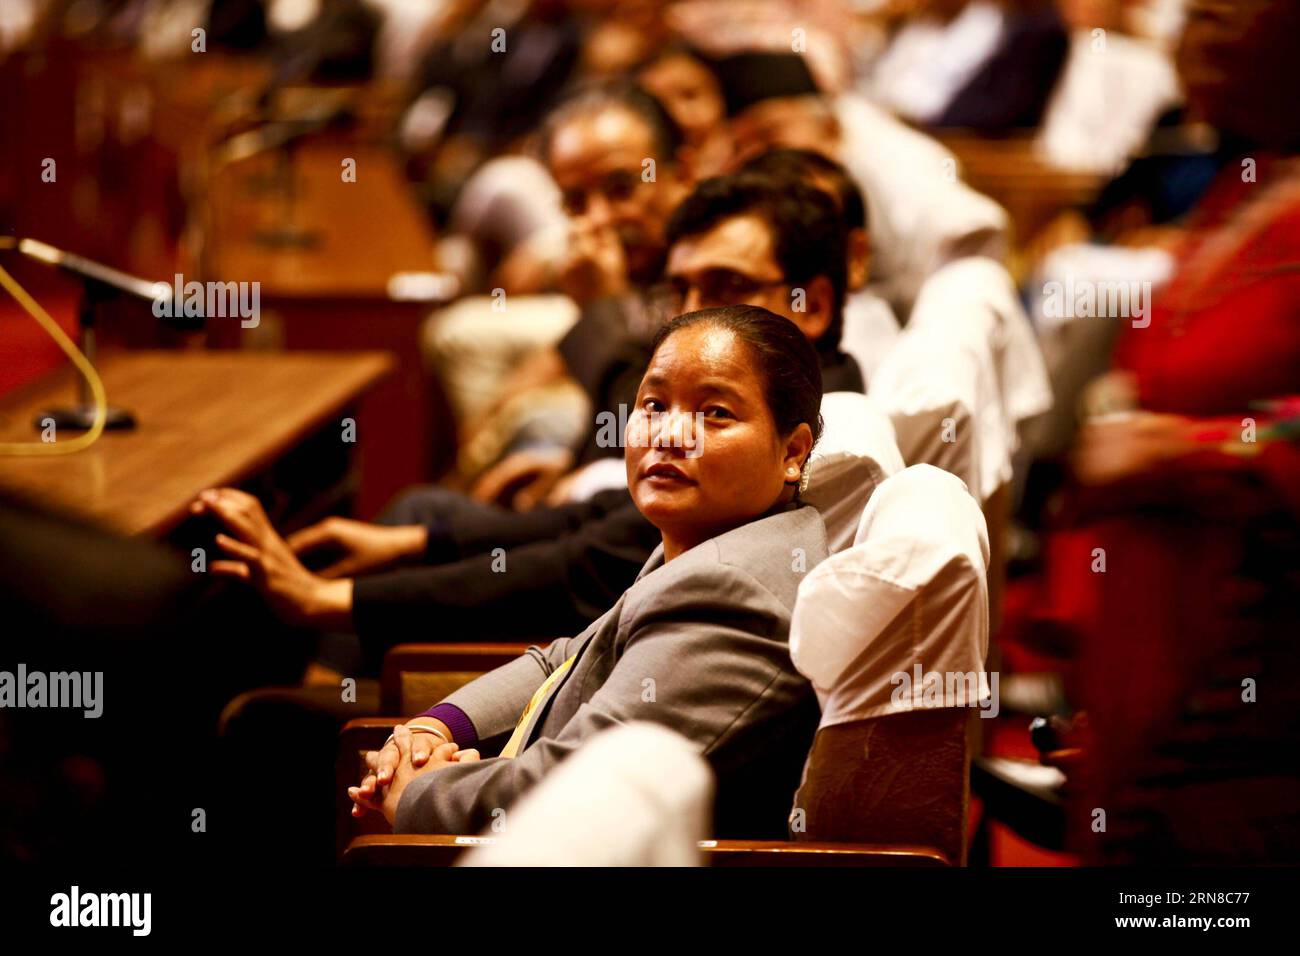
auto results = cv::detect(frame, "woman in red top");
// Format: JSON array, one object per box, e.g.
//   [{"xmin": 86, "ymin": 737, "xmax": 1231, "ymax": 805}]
[{"xmin": 1052, "ymin": 0, "xmax": 1300, "ymax": 863}]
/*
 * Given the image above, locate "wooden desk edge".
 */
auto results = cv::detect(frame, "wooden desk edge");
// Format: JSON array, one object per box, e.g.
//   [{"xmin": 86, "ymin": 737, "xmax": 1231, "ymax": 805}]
[{"xmin": 0, "ymin": 350, "xmax": 397, "ymax": 537}]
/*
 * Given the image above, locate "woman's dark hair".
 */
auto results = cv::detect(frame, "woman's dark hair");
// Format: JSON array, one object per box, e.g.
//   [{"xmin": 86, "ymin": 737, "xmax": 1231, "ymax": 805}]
[
  {"xmin": 650, "ymin": 305, "xmax": 824, "ymax": 453},
  {"xmin": 539, "ymin": 79, "xmax": 684, "ymax": 165}
]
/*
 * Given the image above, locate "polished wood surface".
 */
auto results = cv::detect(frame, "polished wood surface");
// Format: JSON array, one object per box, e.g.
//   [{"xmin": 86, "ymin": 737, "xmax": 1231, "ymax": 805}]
[
  {"xmin": 340, "ymin": 834, "xmax": 952, "ymax": 867},
  {"xmin": 382, "ymin": 642, "xmax": 534, "ymax": 714},
  {"xmin": 794, "ymin": 708, "xmax": 972, "ymax": 866},
  {"xmin": 199, "ymin": 138, "xmax": 437, "ymax": 298},
  {"xmin": 0, "ymin": 349, "xmax": 391, "ymax": 536}
]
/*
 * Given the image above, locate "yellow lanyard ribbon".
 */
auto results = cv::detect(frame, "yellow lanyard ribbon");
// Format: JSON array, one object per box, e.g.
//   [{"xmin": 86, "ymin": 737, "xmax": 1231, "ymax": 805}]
[{"xmin": 498, "ymin": 656, "xmax": 576, "ymax": 758}]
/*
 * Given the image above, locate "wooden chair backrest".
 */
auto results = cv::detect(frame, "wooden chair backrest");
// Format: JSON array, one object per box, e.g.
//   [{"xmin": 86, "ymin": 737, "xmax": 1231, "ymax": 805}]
[
  {"xmin": 794, "ymin": 708, "xmax": 974, "ymax": 865},
  {"xmin": 381, "ymin": 643, "xmax": 533, "ymax": 714}
]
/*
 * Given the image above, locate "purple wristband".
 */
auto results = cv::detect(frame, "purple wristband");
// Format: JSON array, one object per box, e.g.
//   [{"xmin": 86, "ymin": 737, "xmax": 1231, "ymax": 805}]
[{"xmin": 420, "ymin": 703, "xmax": 478, "ymax": 748}]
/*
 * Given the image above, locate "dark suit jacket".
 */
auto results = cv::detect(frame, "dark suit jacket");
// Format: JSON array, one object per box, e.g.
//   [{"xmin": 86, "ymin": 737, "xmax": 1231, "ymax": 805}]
[{"xmin": 935, "ymin": 6, "xmax": 1068, "ymax": 132}]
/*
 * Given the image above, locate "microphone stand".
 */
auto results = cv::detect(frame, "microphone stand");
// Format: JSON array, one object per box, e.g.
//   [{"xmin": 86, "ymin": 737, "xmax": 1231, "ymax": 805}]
[
  {"xmin": 36, "ymin": 276, "xmax": 137, "ymax": 431},
  {"xmin": 211, "ymin": 93, "xmax": 355, "ymax": 251},
  {"xmin": 6, "ymin": 238, "xmax": 194, "ymax": 432}
]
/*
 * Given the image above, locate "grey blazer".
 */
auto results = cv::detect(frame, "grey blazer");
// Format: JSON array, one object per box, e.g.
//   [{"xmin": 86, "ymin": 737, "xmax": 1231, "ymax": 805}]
[{"xmin": 395, "ymin": 502, "xmax": 829, "ymax": 839}]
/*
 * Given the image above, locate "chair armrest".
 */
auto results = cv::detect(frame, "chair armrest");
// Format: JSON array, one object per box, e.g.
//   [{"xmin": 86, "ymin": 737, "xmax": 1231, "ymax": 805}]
[
  {"xmin": 340, "ymin": 716, "xmax": 404, "ymax": 739},
  {"xmin": 381, "ymin": 642, "xmax": 534, "ymax": 713},
  {"xmin": 343, "ymin": 834, "xmax": 474, "ymax": 867},
  {"xmin": 341, "ymin": 835, "xmax": 952, "ymax": 867},
  {"xmin": 336, "ymin": 718, "xmax": 403, "ymax": 858},
  {"xmin": 702, "ymin": 840, "xmax": 951, "ymax": 867}
]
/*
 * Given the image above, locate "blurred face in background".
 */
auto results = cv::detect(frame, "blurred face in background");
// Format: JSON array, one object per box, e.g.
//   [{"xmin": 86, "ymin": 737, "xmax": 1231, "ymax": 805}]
[
  {"xmin": 577, "ymin": 0, "xmax": 667, "ymax": 75},
  {"xmin": 638, "ymin": 52, "xmax": 726, "ymax": 148},
  {"xmin": 626, "ymin": 322, "xmax": 811, "ymax": 558},
  {"xmin": 728, "ymin": 97, "xmax": 841, "ymax": 170},
  {"xmin": 666, "ymin": 213, "xmax": 835, "ymax": 343},
  {"xmin": 546, "ymin": 105, "xmax": 689, "ymax": 285},
  {"xmin": 1177, "ymin": 0, "xmax": 1300, "ymax": 146}
]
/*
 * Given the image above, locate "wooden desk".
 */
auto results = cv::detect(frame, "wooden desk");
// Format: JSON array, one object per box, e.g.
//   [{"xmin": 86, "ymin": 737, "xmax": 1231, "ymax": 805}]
[
  {"xmin": 0, "ymin": 350, "xmax": 391, "ymax": 537},
  {"xmin": 199, "ymin": 138, "xmax": 438, "ymax": 298},
  {"xmin": 4, "ymin": 43, "xmax": 454, "ymax": 514}
]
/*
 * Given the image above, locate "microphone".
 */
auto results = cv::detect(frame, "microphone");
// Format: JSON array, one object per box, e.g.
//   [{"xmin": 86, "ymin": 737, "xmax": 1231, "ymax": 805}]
[
  {"xmin": 13, "ymin": 239, "xmax": 199, "ymax": 331},
  {"xmin": 3, "ymin": 239, "xmax": 199, "ymax": 431},
  {"xmin": 16, "ymin": 239, "xmax": 165, "ymax": 304}
]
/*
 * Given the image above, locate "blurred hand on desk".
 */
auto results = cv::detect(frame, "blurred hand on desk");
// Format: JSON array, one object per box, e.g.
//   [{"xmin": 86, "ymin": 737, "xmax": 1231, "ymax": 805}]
[
  {"xmin": 287, "ymin": 516, "xmax": 427, "ymax": 578},
  {"xmin": 471, "ymin": 447, "xmax": 575, "ymax": 511},
  {"xmin": 191, "ymin": 488, "xmax": 353, "ymax": 630}
]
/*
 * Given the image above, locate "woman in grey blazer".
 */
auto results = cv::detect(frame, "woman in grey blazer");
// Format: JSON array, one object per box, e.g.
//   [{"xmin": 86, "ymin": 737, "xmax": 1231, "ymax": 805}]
[{"xmin": 352, "ymin": 305, "xmax": 830, "ymax": 838}]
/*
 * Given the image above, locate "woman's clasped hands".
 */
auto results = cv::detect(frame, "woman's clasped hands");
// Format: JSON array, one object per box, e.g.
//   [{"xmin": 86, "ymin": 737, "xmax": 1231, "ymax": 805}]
[{"xmin": 348, "ymin": 724, "xmax": 481, "ymax": 824}]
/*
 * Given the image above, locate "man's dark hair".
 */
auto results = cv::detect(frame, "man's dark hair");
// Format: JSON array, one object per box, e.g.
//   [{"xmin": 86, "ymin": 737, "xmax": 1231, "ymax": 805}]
[
  {"xmin": 713, "ymin": 52, "xmax": 819, "ymax": 117},
  {"xmin": 539, "ymin": 79, "xmax": 683, "ymax": 164},
  {"xmin": 741, "ymin": 148, "xmax": 867, "ymax": 234},
  {"xmin": 651, "ymin": 305, "xmax": 824, "ymax": 452},
  {"xmin": 665, "ymin": 172, "xmax": 847, "ymax": 351}
]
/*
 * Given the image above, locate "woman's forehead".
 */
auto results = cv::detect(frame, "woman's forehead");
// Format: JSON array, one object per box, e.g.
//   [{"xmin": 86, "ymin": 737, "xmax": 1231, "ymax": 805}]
[{"xmin": 647, "ymin": 325, "xmax": 758, "ymax": 384}]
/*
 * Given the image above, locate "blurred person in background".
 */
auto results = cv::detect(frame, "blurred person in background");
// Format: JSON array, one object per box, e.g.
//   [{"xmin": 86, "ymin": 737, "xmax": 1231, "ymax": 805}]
[
  {"xmin": 864, "ymin": 0, "xmax": 1068, "ymax": 133},
  {"xmin": 1017, "ymin": 0, "xmax": 1198, "ymax": 261},
  {"xmin": 1035, "ymin": 0, "xmax": 1186, "ymax": 177},
  {"xmin": 662, "ymin": 0, "xmax": 857, "ymax": 92},
  {"xmin": 440, "ymin": 79, "xmax": 694, "ymax": 499},
  {"xmin": 717, "ymin": 49, "xmax": 1008, "ymax": 314},
  {"xmin": 1017, "ymin": 0, "xmax": 1213, "ymax": 463},
  {"xmin": 399, "ymin": 0, "xmax": 582, "ymax": 218},
  {"xmin": 431, "ymin": 153, "xmax": 571, "ymax": 298},
  {"xmin": 718, "ymin": 51, "xmax": 840, "ymax": 170},
  {"xmin": 1038, "ymin": 0, "xmax": 1300, "ymax": 863},
  {"xmin": 573, "ymin": 0, "xmax": 668, "ymax": 77},
  {"xmin": 932, "ymin": 0, "xmax": 1069, "ymax": 132},
  {"xmin": 637, "ymin": 45, "xmax": 733, "ymax": 180},
  {"xmin": 864, "ymin": 0, "xmax": 1011, "ymax": 126}
]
